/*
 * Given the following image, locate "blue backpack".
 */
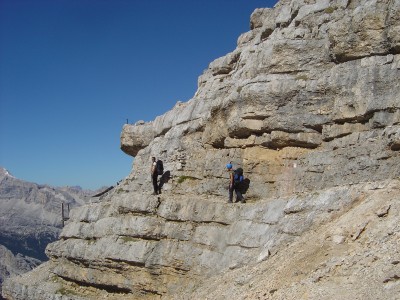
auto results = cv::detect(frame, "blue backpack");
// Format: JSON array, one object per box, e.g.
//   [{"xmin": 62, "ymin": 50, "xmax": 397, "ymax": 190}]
[{"xmin": 233, "ymin": 168, "xmax": 244, "ymax": 185}]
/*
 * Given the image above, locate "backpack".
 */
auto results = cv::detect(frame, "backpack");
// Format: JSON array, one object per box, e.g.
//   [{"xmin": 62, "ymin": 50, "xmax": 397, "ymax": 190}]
[
  {"xmin": 156, "ymin": 160, "xmax": 164, "ymax": 175},
  {"xmin": 233, "ymin": 168, "xmax": 244, "ymax": 185}
]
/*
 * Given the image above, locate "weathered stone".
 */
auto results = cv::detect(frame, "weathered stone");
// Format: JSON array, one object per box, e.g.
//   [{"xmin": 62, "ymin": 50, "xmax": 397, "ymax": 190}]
[
  {"xmin": 322, "ymin": 123, "xmax": 368, "ymax": 141},
  {"xmin": 4, "ymin": 0, "xmax": 400, "ymax": 299}
]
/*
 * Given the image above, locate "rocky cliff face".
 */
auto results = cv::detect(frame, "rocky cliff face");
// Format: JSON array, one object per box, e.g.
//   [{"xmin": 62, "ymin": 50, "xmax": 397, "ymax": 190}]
[
  {"xmin": 121, "ymin": 0, "xmax": 400, "ymax": 201},
  {"xmin": 0, "ymin": 167, "xmax": 94, "ymax": 298},
  {"xmin": 0, "ymin": 245, "xmax": 40, "ymax": 299},
  {"xmin": 0, "ymin": 167, "xmax": 92, "ymax": 261},
  {"xmin": 3, "ymin": 0, "xmax": 400, "ymax": 299}
]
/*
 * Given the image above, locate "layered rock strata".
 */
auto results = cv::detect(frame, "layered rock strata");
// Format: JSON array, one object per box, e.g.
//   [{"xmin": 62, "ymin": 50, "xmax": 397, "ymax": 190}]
[
  {"xmin": 121, "ymin": 0, "xmax": 400, "ymax": 201},
  {"xmin": 0, "ymin": 168, "xmax": 95, "ymax": 298},
  {"xmin": 3, "ymin": 0, "xmax": 400, "ymax": 299},
  {"xmin": 0, "ymin": 168, "xmax": 92, "ymax": 261}
]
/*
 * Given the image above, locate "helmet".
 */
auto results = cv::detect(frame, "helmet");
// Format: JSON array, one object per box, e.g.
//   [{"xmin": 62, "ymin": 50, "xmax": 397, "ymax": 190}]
[{"xmin": 226, "ymin": 163, "xmax": 233, "ymax": 169}]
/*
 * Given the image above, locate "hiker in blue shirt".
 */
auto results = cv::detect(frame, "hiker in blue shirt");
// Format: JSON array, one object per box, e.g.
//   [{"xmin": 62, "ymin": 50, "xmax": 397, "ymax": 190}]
[{"xmin": 226, "ymin": 162, "xmax": 245, "ymax": 203}]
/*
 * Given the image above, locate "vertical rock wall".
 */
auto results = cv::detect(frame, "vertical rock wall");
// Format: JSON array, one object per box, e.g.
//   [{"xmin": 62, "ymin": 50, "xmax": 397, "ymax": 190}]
[
  {"xmin": 3, "ymin": 0, "xmax": 400, "ymax": 299},
  {"xmin": 121, "ymin": 0, "xmax": 400, "ymax": 201}
]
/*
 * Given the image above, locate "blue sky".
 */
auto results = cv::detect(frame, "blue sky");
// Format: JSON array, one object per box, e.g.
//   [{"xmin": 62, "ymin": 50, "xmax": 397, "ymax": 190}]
[{"xmin": 0, "ymin": 0, "xmax": 278, "ymax": 190}]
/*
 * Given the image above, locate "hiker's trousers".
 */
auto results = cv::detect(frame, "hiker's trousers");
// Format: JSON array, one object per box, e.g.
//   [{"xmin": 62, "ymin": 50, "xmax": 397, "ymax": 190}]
[
  {"xmin": 229, "ymin": 184, "xmax": 244, "ymax": 202},
  {"xmin": 152, "ymin": 173, "xmax": 158, "ymax": 193}
]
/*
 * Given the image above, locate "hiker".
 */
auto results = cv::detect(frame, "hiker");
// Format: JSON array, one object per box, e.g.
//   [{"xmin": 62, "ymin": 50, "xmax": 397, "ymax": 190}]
[
  {"xmin": 151, "ymin": 157, "xmax": 164, "ymax": 195},
  {"xmin": 151, "ymin": 157, "xmax": 159, "ymax": 195},
  {"xmin": 226, "ymin": 162, "xmax": 245, "ymax": 203}
]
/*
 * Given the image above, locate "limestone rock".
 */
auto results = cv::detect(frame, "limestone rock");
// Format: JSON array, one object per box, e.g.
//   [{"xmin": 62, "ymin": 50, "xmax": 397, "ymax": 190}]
[
  {"xmin": 0, "ymin": 167, "xmax": 92, "ymax": 261},
  {"xmin": 0, "ymin": 245, "xmax": 40, "ymax": 290},
  {"xmin": 0, "ymin": 167, "xmax": 94, "ymax": 297},
  {"xmin": 4, "ymin": 0, "xmax": 400, "ymax": 299}
]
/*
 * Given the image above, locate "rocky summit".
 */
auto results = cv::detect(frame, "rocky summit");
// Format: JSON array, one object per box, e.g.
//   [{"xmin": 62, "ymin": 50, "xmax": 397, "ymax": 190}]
[{"xmin": 3, "ymin": 0, "xmax": 400, "ymax": 299}]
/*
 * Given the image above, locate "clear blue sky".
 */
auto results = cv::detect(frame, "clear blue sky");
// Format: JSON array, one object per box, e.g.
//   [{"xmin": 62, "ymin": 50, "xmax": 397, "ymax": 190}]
[{"xmin": 0, "ymin": 0, "xmax": 278, "ymax": 190}]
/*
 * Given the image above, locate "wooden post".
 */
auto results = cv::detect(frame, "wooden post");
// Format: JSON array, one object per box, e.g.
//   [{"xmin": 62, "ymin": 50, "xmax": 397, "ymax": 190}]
[
  {"xmin": 61, "ymin": 203, "xmax": 71, "ymax": 227},
  {"xmin": 61, "ymin": 203, "xmax": 65, "ymax": 227}
]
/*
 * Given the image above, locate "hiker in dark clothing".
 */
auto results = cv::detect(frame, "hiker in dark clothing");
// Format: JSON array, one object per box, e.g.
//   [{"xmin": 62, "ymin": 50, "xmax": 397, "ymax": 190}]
[
  {"xmin": 226, "ymin": 162, "xmax": 245, "ymax": 203},
  {"xmin": 151, "ymin": 157, "xmax": 159, "ymax": 195}
]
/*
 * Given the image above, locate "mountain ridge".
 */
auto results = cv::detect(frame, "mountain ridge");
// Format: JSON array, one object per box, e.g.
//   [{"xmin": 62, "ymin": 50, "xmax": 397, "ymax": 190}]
[
  {"xmin": 3, "ymin": 0, "xmax": 400, "ymax": 299},
  {"xmin": 0, "ymin": 167, "xmax": 97, "ymax": 298}
]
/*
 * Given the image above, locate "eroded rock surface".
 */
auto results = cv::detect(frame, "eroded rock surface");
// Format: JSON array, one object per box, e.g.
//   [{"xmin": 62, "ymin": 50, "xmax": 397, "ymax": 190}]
[{"xmin": 3, "ymin": 0, "xmax": 400, "ymax": 299}]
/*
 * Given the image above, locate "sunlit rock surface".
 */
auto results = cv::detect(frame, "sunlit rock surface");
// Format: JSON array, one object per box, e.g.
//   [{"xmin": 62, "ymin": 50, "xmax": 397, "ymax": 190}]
[{"xmin": 3, "ymin": 0, "xmax": 400, "ymax": 299}]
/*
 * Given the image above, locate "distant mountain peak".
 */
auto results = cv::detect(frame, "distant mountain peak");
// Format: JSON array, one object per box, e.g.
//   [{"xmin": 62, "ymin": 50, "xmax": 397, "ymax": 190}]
[{"xmin": 0, "ymin": 167, "xmax": 14, "ymax": 180}]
